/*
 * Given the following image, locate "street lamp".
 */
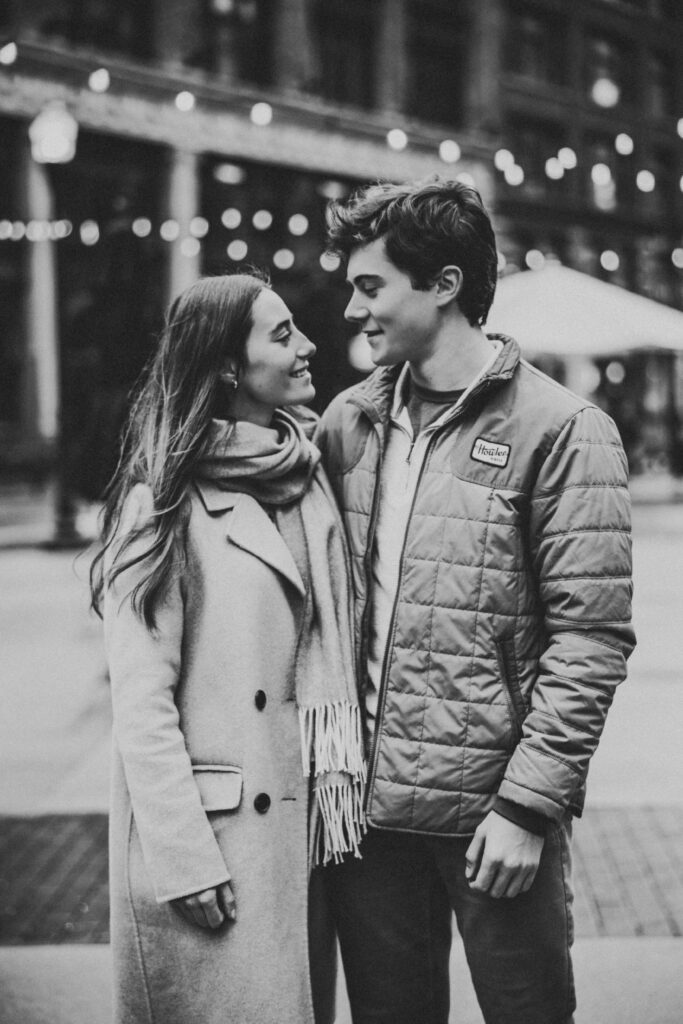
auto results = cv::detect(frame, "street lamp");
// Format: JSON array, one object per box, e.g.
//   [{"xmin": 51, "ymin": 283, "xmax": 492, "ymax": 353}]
[{"xmin": 29, "ymin": 102, "xmax": 83, "ymax": 548}]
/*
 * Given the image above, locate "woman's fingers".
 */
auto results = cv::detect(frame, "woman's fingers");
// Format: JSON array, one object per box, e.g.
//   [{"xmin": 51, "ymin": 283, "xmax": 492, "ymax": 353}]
[
  {"xmin": 219, "ymin": 880, "xmax": 237, "ymax": 921},
  {"xmin": 172, "ymin": 886, "xmax": 226, "ymax": 929}
]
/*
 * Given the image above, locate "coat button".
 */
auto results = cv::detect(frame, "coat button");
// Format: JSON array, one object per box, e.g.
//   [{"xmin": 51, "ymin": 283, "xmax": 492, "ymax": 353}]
[
  {"xmin": 254, "ymin": 690, "xmax": 267, "ymax": 710},
  {"xmin": 254, "ymin": 793, "xmax": 271, "ymax": 814}
]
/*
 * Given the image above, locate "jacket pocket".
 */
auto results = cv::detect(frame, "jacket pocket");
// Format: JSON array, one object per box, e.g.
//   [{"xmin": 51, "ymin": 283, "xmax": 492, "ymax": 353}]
[
  {"xmin": 495, "ymin": 639, "xmax": 528, "ymax": 743},
  {"xmin": 192, "ymin": 764, "xmax": 243, "ymax": 812}
]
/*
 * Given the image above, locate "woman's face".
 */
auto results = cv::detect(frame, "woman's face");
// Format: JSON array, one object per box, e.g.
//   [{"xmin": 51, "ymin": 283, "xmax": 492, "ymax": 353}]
[{"xmin": 228, "ymin": 288, "xmax": 316, "ymax": 426}]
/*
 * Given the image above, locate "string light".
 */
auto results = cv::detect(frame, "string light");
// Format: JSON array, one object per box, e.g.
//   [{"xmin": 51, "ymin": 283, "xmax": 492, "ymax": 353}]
[
  {"xmin": 497, "ymin": 252, "xmax": 507, "ymax": 272},
  {"xmin": 252, "ymin": 210, "xmax": 273, "ymax": 230},
  {"xmin": 273, "ymin": 248, "xmax": 295, "ymax": 270},
  {"xmin": 525, "ymin": 249, "xmax": 545, "ymax": 270},
  {"xmin": 0, "ymin": 221, "xmax": 13, "ymax": 240},
  {"xmin": 11, "ymin": 222, "xmax": 25, "ymax": 241},
  {"xmin": 26, "ymin": 220, "xmax": 51, "ymax": 242},
  {"xmin": 0, "ymin": 42, "xmax": 17, "ymax": 65},
  {"xmin": 545, "ymin": 157, "xmax": 564, "ymax": 180},
  {"xmin": 175, "ymin": 91, "xmax": 196, "ymax": 112},
  {"xmin": 677, "ymin": 118, "xmax": 683, "ymax": 139},
  {"xmin": 600, "ymin": 250, "xmax": 620, "ymax": 271},
  {"xmin": 320, "ymin": 252, "xmax": 341, "ymax": 272},
  {"xmin": 558, "ymin": 147, "xmax": 577, "ymax": 170},
  {"xmin": 160, "ymin": 220, "xmax": 180, "ymax": 241},
  {"xmin": 615, "ymin": 133, "xmax": 633, "ymax": 156},
  {"xmin": 636, "ymin": 170, "xmax": 656, "ymax": 192},
  {"xmin": 605, "ymin": 361, "xmax": 626, "ymax": 385},
  {"xmin": 288, "ymin": 214, "xmax": 309, "ymax": 236},
  {"xmin": 672, "ymin": 248, "xmax": 683, "ymax": 269},
  {"xmin": 504, "ymin": 165, "xmax": 524, "ymax": 186},
  {"xmin": 494, "ymin": 149, "xmax": 515, "ymax": 171},
  {"xmin": 132, "ymin": 218, "xmax": 152, "ymax": 237},
  {"xmin": 387, "ymin": 128, "xmax": 408, "ymax": 151},
  {"xmin": 227, "ymin": 239, "xmax": 248, "ymax": 260},
  {"xmin": 190, "ymin": 217, "xmax": 209, "ymax": 238},
  {"xmin": 591, "ymin": 78, "xmax": 620, "ymax": 108},
  {"xmin": 250, "ymin": 102, "xmax": 273, "ymax": 126},
  {"xmin": 88, "ymin": 68, "xmax": 110, "ymax": 93},
  {"xmin": 439, "ymin": 139, "xmax": 461, "ymax": 164},
  {"xmin": 221, "ymin": 208, "xmax": 242, "ymax": 229},
  {"xmin": 591, "ymin": 163, "xmax": 613, "ymax": 186},
  {"xmin": 214, "ymin": 163, "xmax": 246, "ymax": 185},
  {"xmin": 80, "ymin": 220, "xmax": 100, "ymax": 246}
]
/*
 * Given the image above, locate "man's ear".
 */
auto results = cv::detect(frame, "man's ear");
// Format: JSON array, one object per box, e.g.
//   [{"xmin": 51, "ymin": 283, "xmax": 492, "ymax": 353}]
[{"xmin": 434, "ymin": 265, "xmax": 463, "ymax": 308}]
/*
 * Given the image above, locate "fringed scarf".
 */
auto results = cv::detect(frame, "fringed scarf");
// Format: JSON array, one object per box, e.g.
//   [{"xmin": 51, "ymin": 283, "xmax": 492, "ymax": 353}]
[{"xmin": 196, "ymin": 408, "xmax": 366, "ymax": 866}]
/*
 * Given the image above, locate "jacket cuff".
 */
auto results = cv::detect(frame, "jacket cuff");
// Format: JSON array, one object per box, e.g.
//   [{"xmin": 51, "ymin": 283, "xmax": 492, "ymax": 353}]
[{"xmin": 493, "ymin": 797, "xmax": 551, "ymax": 837}]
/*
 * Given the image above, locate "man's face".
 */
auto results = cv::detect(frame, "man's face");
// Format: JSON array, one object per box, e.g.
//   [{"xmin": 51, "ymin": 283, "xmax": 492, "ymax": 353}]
[{"xmin": 344, "ymin": 238, "xmax": 440, "ymax": 366}]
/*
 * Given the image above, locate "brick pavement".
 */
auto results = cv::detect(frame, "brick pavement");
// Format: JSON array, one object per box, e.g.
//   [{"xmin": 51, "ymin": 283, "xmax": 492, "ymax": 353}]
[{"xmin": 1, "ymin": 806, "xmax": 682, "ymax": 945}]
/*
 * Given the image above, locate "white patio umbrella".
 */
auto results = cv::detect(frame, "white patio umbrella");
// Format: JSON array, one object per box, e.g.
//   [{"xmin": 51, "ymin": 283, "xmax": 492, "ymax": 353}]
[{"xmin": 486, "ymin": 265, "xmax": 683, "ymax": 358}]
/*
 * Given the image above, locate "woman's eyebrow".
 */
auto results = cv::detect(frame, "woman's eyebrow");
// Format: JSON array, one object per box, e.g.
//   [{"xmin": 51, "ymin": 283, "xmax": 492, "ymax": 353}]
[{"xmin": 268, "ymin": 317, "xmax": 292, "ymax": 337}]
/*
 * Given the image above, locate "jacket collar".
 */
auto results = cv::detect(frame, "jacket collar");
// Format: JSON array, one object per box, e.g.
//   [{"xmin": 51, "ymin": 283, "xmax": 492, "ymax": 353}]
[
  {"xmin": 193, "ymin": 482, "xmax": 305, "ymax": 596},
  {"xmin": 346, "ymin": 334, "xmax": 521, "ymax": 425}
]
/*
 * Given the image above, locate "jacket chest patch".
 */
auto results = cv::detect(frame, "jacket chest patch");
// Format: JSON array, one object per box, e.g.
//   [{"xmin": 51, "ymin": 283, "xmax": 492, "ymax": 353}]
[{"xmin": 471, "ymin": 437, "xmax": 511, "ymax": 468}]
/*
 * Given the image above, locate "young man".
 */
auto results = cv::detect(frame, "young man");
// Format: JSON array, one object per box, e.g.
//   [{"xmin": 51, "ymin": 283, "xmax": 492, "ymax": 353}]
[{"xmin": 315, "ymin": 179, "xmax": 635, "ymax": 1024}]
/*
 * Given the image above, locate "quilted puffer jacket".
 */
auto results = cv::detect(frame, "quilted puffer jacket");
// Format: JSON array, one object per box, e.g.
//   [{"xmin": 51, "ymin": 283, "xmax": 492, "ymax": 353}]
[{"xmin": 316, "ymin": 336, "xmax": 635, "ymax": 836}]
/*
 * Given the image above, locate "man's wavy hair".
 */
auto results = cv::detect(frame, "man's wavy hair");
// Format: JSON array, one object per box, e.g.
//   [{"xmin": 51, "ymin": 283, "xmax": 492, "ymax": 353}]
[{"xmin": 326, "ymin": 178, "xmax": 498, "ymax": 326}]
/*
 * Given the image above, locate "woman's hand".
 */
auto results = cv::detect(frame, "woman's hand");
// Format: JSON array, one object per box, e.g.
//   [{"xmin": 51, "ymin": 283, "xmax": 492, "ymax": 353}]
[{"xmin": 171, "ymin": 881, "xmax": 237, "ymax": 929}]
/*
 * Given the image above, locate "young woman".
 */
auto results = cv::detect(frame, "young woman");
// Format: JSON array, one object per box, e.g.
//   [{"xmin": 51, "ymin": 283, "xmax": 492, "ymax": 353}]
[{"xmin": 90, "ymin": 273, "xmax": 365, "ymax": 1024}]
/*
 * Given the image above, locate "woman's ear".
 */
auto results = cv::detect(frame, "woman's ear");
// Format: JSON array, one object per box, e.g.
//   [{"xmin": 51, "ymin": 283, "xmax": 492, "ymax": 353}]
[
  {"xmin": 434, "ymin": 265, "xmax": 463, "ymax": 307},
  {"xmin": 219, "ymin": 367, "xmax": 239, "ymax": 391}
]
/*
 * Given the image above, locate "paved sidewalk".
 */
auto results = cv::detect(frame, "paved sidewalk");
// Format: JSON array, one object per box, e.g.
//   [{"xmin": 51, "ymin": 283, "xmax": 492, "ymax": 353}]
[{"xmin": 2, "ymin": 806, "xmax": 683, "ymax": 946}]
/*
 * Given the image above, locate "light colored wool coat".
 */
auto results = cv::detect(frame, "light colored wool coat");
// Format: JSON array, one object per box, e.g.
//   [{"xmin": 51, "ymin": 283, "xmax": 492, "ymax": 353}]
[{"xmin": 105, "ymin": 480, "xmax": 336, "ymax": 1024}]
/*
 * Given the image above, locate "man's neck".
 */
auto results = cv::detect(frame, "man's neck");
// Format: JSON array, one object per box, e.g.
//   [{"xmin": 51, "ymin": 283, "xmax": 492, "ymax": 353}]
[{"xmin": 407, "ymin": 322, "xmax": 496, "ymax": 391}]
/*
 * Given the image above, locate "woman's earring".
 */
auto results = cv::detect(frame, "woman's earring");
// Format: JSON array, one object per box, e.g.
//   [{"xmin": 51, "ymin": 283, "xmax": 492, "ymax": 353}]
[{"xmin": 221, "ymin": 371, "xmax": 239, "ymax": 391}]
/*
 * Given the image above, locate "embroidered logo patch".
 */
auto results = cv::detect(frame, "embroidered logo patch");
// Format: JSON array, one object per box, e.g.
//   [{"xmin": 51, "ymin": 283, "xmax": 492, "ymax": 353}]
[{"xmin": 471, "ymin": 437, "xmax": 511, "ymax": 468}]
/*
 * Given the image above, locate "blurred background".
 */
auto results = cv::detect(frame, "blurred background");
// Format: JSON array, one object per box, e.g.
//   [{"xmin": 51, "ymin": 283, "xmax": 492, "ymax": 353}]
[
  {"xmin": 1, "ymin": 0, "xmax": 683, "ymax": 540},
  {"xmin": 1, "ymin": 3, "xmax": 683, "ymax": 1023}
]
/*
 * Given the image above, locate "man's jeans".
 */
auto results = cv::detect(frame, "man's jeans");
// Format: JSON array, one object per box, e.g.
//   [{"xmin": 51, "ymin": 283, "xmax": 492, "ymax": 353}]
[{"xmin": 323, "ymin": 822, "xmax": 575, "ymax": 1024}]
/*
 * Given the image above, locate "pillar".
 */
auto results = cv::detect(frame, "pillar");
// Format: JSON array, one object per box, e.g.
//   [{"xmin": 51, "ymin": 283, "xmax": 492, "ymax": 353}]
[
  {"xmin": 375, "ymin": 0, "xmax": 409, "ymax": 114},
  {"xmin": 164, "ymin": 149, "xmax": 201, "ymax": 306},
  {"xmin": 21, "ymin": 143, "xmax": 59, "ymax": 444}
]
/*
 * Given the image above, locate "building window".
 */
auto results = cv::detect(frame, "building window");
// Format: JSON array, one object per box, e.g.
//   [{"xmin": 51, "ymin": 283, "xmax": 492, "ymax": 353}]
[
  {"xmin": 34, "ymin": 0, "xmax": 154, "ymax": 61},
  {"xmin": 501, "ymin": 119, "xmax": 568, "ymax": 201},
  {"xmin": 201, "ymin": 158, "xmax": 365, "ymax": 410},
  {"xmin": 194, "ymin": 0, "xmax": 273, "ymax": 86},
  {"xmin": 407, "ymin": 0, "xmax": 471, "ymax": 129},
  {"xmin": 310, "ymin": 0, "xmax": 376, "ymax": 109},
  {"xmin": 503, "ymin": 1, "xmax": 567, "ymax": 86},
  {"xmin": 584, "ymin": 33, "xmax": 636, "ymax": 109},
  {"xmin": 649, "ymin": 51, "xmax": 676, "ymax": 118}
]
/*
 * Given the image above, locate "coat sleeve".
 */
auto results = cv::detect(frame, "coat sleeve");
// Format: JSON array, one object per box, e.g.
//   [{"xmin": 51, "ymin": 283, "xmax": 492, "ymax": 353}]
[
  {"xmin": 497, "ymin": 406, "xmax": 636, "ymax": 821},
  {"xmin": 104, "ymin": 484, "xmax": 232, "ymax": 902}
]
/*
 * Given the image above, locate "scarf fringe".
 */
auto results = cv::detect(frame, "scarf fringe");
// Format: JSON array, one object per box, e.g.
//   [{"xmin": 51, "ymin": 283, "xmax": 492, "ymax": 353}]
[
  {"xmin": 313, "ymin": 778, "xmax": 366, "ymax": 866},
  {"xmin": 299, "ymin": 701, "xmax": 367, "ymax": 866},
  {"xmin": 298, "ymin": 701, "xmax": 366, "ymax": 779}
]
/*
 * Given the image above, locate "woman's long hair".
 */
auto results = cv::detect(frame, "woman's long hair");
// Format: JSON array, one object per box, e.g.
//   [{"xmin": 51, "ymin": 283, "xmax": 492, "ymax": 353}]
[{"xmin": 90, "ymin": 272, "xmax": 266, "ymax": 629}]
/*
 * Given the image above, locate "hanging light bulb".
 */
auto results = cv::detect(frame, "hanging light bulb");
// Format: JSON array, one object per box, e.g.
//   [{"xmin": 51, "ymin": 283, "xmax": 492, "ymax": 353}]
[{"xmin": 29, "ymin": 103, "xmax": 79, "ymax": 164}]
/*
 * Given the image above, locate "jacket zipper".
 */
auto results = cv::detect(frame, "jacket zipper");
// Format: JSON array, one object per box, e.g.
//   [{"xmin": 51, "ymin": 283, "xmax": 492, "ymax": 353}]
[
  {"xmin": 365, "ymin": 419, "xmax": 463, "ymax": 810},
  {"xmin": 495, "ymin": 640, "xmax": 527, "ymax": 745},
  {"xmin": 357, "ymin": 421, "xmax": 385, "ymax": 691}
]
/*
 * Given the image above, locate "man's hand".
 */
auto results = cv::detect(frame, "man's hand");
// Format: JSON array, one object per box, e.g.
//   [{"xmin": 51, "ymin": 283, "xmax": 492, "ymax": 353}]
[
  {"xmin": 465, "ymin": 811, "xmax": 544, "ymax": 899},
  {"xmin": 171, "ymin": 880, "xmax": 237, "ymax": 929}
]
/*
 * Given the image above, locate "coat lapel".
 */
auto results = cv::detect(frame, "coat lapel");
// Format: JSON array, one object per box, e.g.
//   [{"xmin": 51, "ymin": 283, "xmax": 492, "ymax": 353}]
[{"xmin": 195, "ymin": 482, "xmax": 305, "ymax": 596}]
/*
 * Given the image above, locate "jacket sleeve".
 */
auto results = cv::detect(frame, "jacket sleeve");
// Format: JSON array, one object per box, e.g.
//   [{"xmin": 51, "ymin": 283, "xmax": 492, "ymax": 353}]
[
  {"xmin": 104, "ymin": 484, "xmax": 231, "ymax": 902},
  {"xmin": 497, "ymin": 406, "xmax": 636, "ymax": 822}
]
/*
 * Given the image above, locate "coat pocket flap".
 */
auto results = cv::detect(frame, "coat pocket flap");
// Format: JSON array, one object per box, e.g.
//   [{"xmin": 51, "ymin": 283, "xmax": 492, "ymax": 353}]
[{"xmin": 192, "ymin": 765, "xmax": 243, "ymax": 811}]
